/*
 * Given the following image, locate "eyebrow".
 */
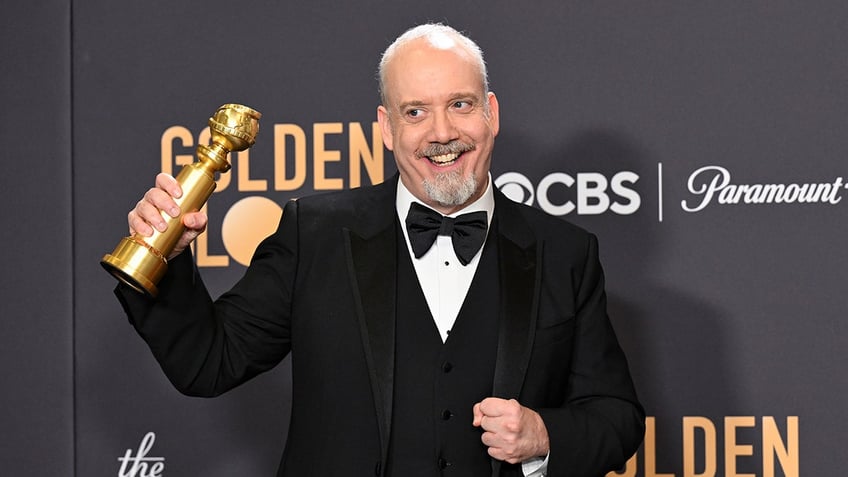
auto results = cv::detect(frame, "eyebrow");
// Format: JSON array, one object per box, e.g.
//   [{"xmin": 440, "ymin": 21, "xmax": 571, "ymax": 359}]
[
  {"xmin": 398, "ymin": 100, "xmax": 427, "ymax": 111},
  {"xmin": 397, "ymin": 92, "xmax": 480, "ymax": 111}
]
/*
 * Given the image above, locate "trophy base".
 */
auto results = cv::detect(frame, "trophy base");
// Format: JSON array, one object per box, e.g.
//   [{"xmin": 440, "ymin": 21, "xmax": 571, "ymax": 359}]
[{"xmin": 101, "ymin": 236, "xmax": 167, "ymax": 297}]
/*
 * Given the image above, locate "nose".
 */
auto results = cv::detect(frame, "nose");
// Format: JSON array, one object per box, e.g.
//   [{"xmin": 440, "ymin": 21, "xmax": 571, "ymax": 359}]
[{"xmin": 428, "ymin": 109, "xmax": 459, "ymax": 144}]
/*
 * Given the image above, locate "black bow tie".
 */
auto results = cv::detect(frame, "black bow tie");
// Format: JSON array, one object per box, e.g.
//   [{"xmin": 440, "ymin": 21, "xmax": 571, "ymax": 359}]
[{"xmin": 405, "ymin": 202, "xmax": 488, "ymax": 265}]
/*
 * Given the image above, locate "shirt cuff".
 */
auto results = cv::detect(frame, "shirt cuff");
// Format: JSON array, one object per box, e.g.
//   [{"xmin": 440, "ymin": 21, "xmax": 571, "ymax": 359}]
[{"xmin": 521, "ymin": 452, "xmax": 550, "ymax": 477}]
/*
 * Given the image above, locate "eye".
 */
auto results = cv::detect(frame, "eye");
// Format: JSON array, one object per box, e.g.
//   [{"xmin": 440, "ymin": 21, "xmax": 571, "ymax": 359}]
[
  {"xmin": 452, "ymin": 100, "xmax": 472, "ymax": 111},
  {"xmin": 404, "ymin": 108, "xmax": 426, "ymax": 121}
]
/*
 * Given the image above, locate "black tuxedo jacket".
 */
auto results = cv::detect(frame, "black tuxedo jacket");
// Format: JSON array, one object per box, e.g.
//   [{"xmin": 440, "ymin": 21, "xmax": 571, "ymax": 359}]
[{"xmin": 117, "ymin": 174, "xmax": 644, "ymax": 477}]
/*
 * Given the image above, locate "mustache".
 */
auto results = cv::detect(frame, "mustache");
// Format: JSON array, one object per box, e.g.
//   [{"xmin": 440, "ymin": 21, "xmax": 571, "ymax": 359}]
[{"xmin": 418, "ymin": 141, "xmax": 475, "ymax": 158}]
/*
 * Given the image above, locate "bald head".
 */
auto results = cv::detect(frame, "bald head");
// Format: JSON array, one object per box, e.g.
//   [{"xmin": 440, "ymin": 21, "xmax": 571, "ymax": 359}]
[{"xmin": 378, "ymin": 24, "xmax": 489, "ymax": 106}]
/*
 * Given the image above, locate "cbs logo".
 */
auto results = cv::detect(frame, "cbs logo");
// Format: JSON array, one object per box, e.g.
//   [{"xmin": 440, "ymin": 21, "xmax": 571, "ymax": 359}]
[{"xmin": 495, "ymin": 171, "xmax": 641, "ymax": 216}]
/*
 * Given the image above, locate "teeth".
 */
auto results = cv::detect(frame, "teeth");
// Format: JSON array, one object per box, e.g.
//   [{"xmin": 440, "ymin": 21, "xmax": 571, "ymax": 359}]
[{"xmin": 429, "ymin": 153, "xmax": 459, "ymax": 164}]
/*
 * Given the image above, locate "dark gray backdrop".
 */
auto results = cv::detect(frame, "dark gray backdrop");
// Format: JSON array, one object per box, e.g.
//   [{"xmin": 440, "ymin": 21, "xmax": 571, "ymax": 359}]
[{"xmin": 3, "ymin": 1, "xmax": 845, "ymax": 475}]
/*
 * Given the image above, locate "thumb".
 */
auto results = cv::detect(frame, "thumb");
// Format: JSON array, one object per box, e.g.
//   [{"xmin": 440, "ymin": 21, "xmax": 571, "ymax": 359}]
[
  {"xmin": 472, "ymin": 402, "xmax": 484, "ymax": 427},
  {"xmin": 182, "ymin": 211, "xmax": 208, "ymax": 231}
]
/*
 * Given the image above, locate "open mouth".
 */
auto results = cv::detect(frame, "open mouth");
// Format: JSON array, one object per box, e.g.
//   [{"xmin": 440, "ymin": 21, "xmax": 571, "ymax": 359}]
[{"xmin": 427, "ymin": 152, "xmax": 461, "ymax": 166}]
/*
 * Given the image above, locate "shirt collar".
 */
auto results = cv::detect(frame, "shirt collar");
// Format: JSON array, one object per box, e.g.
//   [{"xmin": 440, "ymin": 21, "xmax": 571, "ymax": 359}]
[{"xmin": 396, "ymin": 174, "xmax": 495, "ymax": 227}]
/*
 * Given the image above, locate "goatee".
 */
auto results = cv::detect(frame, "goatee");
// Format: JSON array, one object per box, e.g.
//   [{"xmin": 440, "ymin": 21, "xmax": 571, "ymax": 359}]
[{"xmin": 423, "ymin": 170, "xmax": 477, "ymax": 207}]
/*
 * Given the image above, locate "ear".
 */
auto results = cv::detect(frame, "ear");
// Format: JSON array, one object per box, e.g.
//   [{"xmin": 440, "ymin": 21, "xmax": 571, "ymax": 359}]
[
  {"xmin": 377, "ymin": 105, "xmax": 394, "ymax": 151},
  {"xmin": 487, "ymin": 91, "xmax": 500, "ymax": 138}
]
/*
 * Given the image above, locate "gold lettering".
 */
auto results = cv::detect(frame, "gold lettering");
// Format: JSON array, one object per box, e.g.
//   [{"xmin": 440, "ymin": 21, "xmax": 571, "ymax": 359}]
[
  {"xmin": 595, "ymin": 415, "xmax": 801, "ymax": 477},
  {"xmin": 349, "ymin": 121, "xmax": 384, "ymax": 187},
  {"xmin": 725, "ymin": 416, "xmax": 756, "ymax": 477},
  {"xmin": 645, "ymin": 417, "xmax": 675, "ymax": 477},
  {"xmin": 160, "ymin": 126, "xmax": 194, "ymax": 176},
  {"xmin": 683, "ymin": 416, "xmax": 716, "ymax": 477},
  {"xmin": 273, "ymin": 124, "xmax": 307, "ymax": 191},
  {"xmin": 236, "ymin": 149, "xmax": 267, "ymax": 191},
  {"xmin": 192, "ymin": 204, "xmax": 228, "ymax": 267},
  {"xmin": 763, "ymin": 416, "xmax": 799, "ymax": 477},
  {"xmin": 313, "ymin": 122, "xmax": 344, "ymax": 190}
]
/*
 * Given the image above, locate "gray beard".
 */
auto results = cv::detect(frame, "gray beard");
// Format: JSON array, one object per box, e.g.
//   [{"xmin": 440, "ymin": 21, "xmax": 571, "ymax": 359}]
[{"xmin": 423, "ymin": 170, "xmax": 478, "ymax": 207}]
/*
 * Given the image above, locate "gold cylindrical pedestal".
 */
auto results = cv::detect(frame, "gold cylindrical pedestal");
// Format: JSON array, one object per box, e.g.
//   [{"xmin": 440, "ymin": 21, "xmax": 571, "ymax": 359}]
[
  {"xmin": 101, "ymin": 236, "xmax": 168, "ymax": 296},
  {"xmin": 101, "ymin": 103, "xmax": 261, "ymax": 296}
]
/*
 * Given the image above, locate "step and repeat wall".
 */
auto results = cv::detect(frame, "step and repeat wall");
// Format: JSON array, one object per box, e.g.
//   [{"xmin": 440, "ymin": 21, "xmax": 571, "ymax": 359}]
[{"xmin": 7, "ymin": 1, "xmax": 847, "ymax": 475}]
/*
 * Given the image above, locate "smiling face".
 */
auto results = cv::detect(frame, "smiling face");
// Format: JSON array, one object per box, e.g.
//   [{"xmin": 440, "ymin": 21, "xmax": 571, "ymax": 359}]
[{"xmin": 377, "ymin": 37, "xmax": 500, "ymax": 214}]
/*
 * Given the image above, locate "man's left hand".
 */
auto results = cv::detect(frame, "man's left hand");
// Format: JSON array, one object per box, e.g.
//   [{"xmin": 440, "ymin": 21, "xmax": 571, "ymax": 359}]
[{"xmin": 472, "ymin": 397, "xmax": 550, "ymax": 464}]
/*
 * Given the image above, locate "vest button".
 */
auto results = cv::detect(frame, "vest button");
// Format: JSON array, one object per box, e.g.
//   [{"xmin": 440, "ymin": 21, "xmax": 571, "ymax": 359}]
[
  {"xmin": 437, "ymin": 457, "xmax": 450, "ymax": 469},
  {"xmin": 441, "ymin": 409, "xmax": 453, "ymax": 420},
  {"xmin": 442, "ymin": 361, "xmax": 453, "ymax": 373}
]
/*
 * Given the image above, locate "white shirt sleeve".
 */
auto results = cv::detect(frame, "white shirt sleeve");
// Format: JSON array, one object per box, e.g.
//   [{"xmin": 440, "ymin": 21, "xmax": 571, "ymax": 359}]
[{"xmin": 522, "ymin": 453, "xmax": 550, "ymax": 477}]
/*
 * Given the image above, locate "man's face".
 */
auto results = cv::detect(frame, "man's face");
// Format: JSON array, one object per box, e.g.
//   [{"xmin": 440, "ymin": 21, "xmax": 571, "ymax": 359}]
[{"xmin": 378, "ymin": 39, "xmax": 500, "ymax": 214}]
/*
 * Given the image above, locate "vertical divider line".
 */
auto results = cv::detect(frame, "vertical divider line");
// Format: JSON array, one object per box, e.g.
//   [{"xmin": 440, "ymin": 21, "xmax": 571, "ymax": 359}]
[
  {"xmin": 658, "ymin": 162, "xmax": 663, "ymax": 222},
  {"xmin": 69, "ymin": 0, "xmax": 77, "ymax": 475}
]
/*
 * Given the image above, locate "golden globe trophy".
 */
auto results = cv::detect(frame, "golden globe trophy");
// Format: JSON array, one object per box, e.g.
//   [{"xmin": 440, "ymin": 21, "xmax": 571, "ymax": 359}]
[{"xmin": 101, "ymin": 103, "xmax": 261, "ymax": 297}]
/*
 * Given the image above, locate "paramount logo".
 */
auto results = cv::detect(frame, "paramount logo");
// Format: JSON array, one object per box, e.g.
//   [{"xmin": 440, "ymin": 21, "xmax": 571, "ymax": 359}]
[{"xmin": 681, "ymin": 165, "xmax": 846, "ymax": 212}]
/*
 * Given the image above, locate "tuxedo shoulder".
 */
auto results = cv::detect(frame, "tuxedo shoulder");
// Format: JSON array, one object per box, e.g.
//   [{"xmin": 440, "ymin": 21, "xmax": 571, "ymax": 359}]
[
  {"xmin": 292, "ymin": 185, "xmax": 380, "ymax": 210},
  {"xmin": 284, "ymin": 180, "xmax": 395, "ymax": 231}
]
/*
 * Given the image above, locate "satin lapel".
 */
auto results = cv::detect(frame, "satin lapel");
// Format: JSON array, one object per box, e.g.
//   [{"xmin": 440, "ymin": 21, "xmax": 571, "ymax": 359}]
[
  {"xmin": 491, "ymin": 191, "xmax": 541, "ymax": 400},
  {"xmin": 343, "ymin": 177, "xmax": 399, "ymax": 461}
]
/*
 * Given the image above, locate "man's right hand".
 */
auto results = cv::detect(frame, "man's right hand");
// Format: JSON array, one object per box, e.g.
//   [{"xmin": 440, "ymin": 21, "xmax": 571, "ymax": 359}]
[{"xmin": 128, "ymin": 172, "xmax": 208, "ymax": 259}]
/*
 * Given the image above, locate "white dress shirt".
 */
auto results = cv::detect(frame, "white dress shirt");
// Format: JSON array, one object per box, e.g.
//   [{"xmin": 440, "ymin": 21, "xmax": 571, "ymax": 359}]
[
  {"xmin": 395, "ymin": 177, "xmax": 549, "ymax": 477},
  {"xmin": 395, "ymin": 177, "xmax": 495, "ymax": 342}
]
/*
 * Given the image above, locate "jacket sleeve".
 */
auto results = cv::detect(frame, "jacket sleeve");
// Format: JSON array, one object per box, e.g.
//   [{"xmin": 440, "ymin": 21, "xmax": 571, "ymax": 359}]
[
  {"xmin": 537, "ymin": 233, "xmax": 645, "ymax": 477},
  {"xmin": 114, "ymin": 200, "xmax": 301, "ymax": 397}
]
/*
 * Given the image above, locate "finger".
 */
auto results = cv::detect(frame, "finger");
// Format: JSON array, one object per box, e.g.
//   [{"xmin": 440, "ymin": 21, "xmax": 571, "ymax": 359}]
[
  {"xmin": 129, "ymin": 197, "xmax": 169, "ymax": 235},
  {"xmin": 166, "ymin": 211, "xmax": 208, "ymax": 259},
  {"xmin": 155, "ymin": 172, "xmax": 182, "ymax": 199},
  {"xmin": 482, "ymin": 431, "xmax": 526, "ymax": 465},
  {"xmin": 486, "ymin": 447, "xmax": 517, "ymax": 464},
  {"xmin": 143, "ymin": 187, "xmax": 181, "ymax": 219},
  {"xmin": 480, "ymin": 429, "xmax": 500, "ymax": 447},
  {"xmin": 486, "ymin": 446, "xmax": 504, "ymax": 461},
  {"xmin": 479, "ymin": 413, "xmax": 512, "ymax": 436},
  {"xmin": 483, "ymin": 440, "xmax": 521, "ymax": 465},
  {"xmin": 128, "ymin": 209, "xmax": 154, "ymax": 236},
  {"xmin": 133, "ymin": 195, "xmax": 171, "ymax": 233},
  {"xmin": 478, "ymin": 397, "xmax": 511, "ymax": 418}
]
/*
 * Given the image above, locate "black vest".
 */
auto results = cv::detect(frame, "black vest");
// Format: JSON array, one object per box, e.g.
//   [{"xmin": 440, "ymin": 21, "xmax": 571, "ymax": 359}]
[{"xmin": 386, "ymin": 224, "xmax": 501, "ymax": 477}]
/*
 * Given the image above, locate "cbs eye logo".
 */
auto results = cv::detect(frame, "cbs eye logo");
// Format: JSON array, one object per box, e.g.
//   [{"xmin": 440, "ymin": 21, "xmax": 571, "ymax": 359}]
[{"xmin": 495, "ymin": 171, "xmax": 641, "ymax": 216}]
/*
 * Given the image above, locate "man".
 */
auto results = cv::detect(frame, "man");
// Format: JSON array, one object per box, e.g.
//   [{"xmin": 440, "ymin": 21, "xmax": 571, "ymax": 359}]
[{"xmin": 118, "ymin": 24, "xmax": 644, "ymax": 477}]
